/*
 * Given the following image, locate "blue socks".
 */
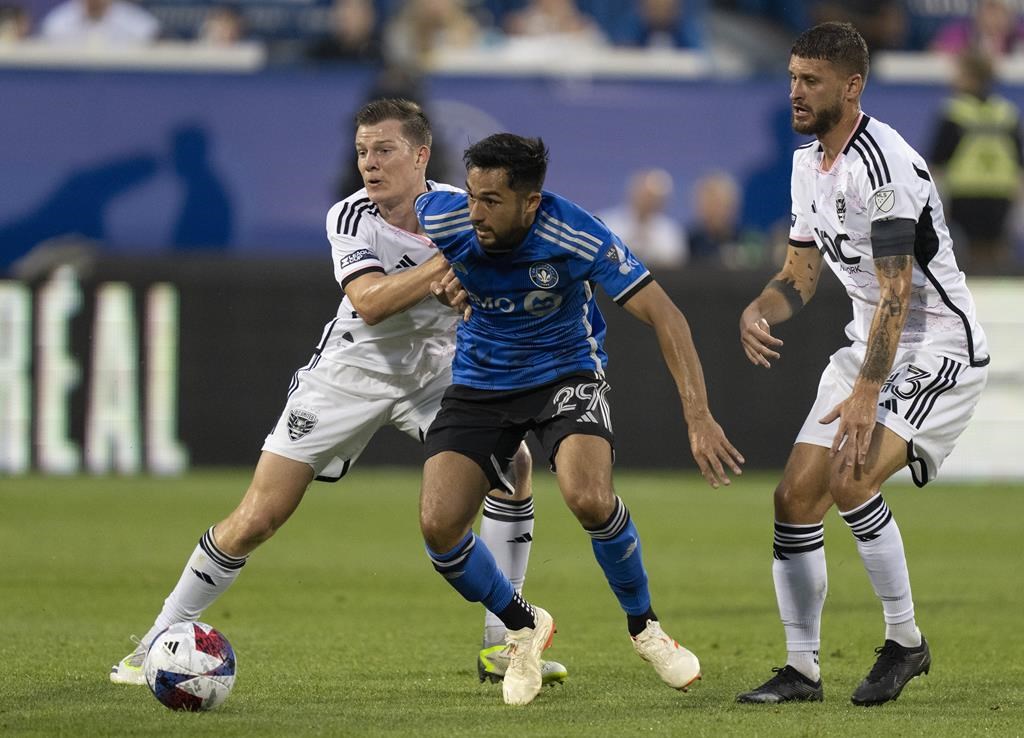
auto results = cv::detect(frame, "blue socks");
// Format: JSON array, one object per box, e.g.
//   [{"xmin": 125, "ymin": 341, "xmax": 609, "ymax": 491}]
[{"xmin": 586, "ymin": 496, "xmax": 652, "ymax": 617}]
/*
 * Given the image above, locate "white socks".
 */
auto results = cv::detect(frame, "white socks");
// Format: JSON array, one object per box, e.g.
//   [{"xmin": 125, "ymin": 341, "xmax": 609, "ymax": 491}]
[
  {"xmin": 479, "ymin": 495, "xmax": 534, "ymax": 647},
  {"xmin": 140, "ymin": 527, "xmax": 247, "ymax": 647},
  {"xmin": 841, "ymin": 494, "xmax": 921, "ymax": 648},
  {"xmin": 773, "ymin": 521, "xmax": 827, "ymax": 682}
]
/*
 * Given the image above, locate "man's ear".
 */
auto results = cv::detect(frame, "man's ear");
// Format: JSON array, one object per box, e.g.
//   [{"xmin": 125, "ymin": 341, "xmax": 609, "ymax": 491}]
[
  {"xmin": 846, "ymin": 73, "xmax": 864, "ymax": 102},
  {"xmin": 523, "ymin": 191, "xmax": 542, "ymax": 217}
]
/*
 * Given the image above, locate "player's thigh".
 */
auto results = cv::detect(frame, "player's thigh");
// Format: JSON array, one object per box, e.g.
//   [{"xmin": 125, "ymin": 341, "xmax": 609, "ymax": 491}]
[
  {"xmin": 775, "ymin": 443, "xmax": 833, "ymax": 524},
  {"xmin": 421, "ymin": 451, "xmax": 492, "ymax": 550},
  {"xmin": 776, "ymin": 430, "xmax": 915, "ymax": 527},
  {"xmin": 501, "ymin": 442, "xmax": 533, "ymax": 502},
  {"xmin": 216, "ymin": 451, "xmax": 314, "ymax": 554},
  {"xmin": 263, "ymin": 360, "xmax": 395, "ymax": 481},
  {"xmin": 552, "ymin": 433, "xmax": 616, "ymax": 526},
  {"xmin": 827, "ymin": 424, "xmax": 910, "ymax": 512}
]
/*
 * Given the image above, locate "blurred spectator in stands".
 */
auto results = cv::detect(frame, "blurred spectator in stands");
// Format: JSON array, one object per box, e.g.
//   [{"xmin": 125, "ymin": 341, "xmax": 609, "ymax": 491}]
[
  {"xmin": 686, "ymin": 170, "xmax": 765, "ymax": 268},
  {"xmin": 306, "ymin": 0, "xmax": 381, "ymax": 63},
  {"xmin": 39, "ymin": 0, "xmax": 160, "ymax": 44},
  {"xmin": 810, "ymin": 0, "xmax": 908, "ymax": 51},
  {"xmin": 929, "ymin": 49, "xmax": 1023, "ymax": 270},
  {"xmin": 0, "ymin": 2, "xmax": 30, "ymax": 40},
  {"xmin": 930, "ymin": 0, "xmax": 1024, "ymax": 57},
  {"xmin": 598, "ymin": 168, "xmax": 688, "ymax": 270},
  {"xmin": 198, "ymin": 5, "xmax": 244, "ymax": 46},
  {"xmin": 503, "ymin": 0, "xmax": 604, "ymax": 44},
  {"xmin": 383, "ymin": 0, "xmax": 480, "ymax": 68},
  {"xmin": 610, "ymin": 0, "xmax": 704, "ymax": 50}
]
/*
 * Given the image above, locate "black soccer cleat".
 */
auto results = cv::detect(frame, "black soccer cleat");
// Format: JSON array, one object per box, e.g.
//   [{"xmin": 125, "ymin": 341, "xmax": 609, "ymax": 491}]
[
  {"xmin": 851, "ymin": 637, "xmax": 931, "ymax": 706},
  {"xmin": 736, "ymin": 665, "xmax": 824, "ymax": 704}
]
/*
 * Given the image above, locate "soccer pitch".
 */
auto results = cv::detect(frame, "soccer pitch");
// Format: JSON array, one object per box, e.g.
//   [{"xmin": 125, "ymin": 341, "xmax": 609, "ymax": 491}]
[{"xmin": 2, "ymin": 469, "xmax": 1021, "ymax": 737}]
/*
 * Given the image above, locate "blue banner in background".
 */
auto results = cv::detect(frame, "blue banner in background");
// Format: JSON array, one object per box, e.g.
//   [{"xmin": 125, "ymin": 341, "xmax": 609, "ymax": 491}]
[{"xmin": 1, "ymin": 68, "xmax": 1016, "ymax": 271}]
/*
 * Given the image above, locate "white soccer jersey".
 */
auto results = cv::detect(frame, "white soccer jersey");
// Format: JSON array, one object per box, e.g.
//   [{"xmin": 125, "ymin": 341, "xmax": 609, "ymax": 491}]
[
  {"xmin": 320, "ymin": 181, "xmax": 461, "ymax": 376},
  {"xmin": 789, "ymin": 113, "xmax": 989, "ymax": 367}
]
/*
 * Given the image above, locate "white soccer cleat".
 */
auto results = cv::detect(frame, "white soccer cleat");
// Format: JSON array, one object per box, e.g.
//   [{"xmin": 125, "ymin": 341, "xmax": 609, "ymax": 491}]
[
  {"xmin": 632, "ymin": 620, "xmax": 701, "ymax": 691},
  {"xmin": 109, "ymin": 636, "xmax": 147, "ymax": 685},
  {"xmin": 478, "ymin": 644, "xmax": 568, "ymax": 686},
  {"xmin": 501, "ymin": 607, "xmax": 556, "ymax": 706}
]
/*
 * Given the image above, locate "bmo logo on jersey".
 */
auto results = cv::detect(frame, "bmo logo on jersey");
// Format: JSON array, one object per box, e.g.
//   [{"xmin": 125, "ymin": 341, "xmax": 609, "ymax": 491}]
[
  {"xmin": 813, "ymin": 227, "xmax": 860, "ymax": 266},
  {"xmin": 465, "ymin": 290, "xmax": 562, "ymax": 316},
  {"xmin": 467, "ymin": 291, "xmax": 515, "ymax": 313},
  {"xmin": 524, "ymin": 291, "xmax": 562, "ymax": 317}
]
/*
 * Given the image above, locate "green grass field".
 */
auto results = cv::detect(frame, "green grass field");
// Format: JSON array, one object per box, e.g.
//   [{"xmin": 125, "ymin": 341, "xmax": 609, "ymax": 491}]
[{"xmin": 1, "ymin": 469, "xmax": 1021, "ymax": 737}]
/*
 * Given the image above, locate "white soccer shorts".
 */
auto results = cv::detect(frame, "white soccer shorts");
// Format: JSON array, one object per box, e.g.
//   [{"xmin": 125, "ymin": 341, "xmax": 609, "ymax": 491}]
[
  {"xmin": 795, "ymin": 345, "xmax": 988, "ymax": 486},
  {"xmin": 262, "ymin": 357, "xmax": 451, "ymax": 482}
]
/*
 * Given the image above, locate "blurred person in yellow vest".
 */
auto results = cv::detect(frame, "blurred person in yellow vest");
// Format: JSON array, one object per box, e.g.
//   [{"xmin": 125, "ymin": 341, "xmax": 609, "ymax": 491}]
[{"xmin": 929, "ymin": 49, "xmax": 1023, "ymax": 271}]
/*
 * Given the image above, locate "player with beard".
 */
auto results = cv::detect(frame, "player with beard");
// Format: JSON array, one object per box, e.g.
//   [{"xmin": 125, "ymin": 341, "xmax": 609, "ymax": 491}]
[
  {"xmin": 415, "ymin": 133, "xmax": 744, "ymax": 706},
  {"xmin": 735, "ymin": 23, "xmax": 989, "ymax": 706}
]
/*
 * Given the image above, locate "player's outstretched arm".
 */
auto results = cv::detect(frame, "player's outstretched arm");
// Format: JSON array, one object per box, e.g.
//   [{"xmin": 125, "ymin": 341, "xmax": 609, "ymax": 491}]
[
  {"xmin": 739, "ymin": 243, "xmax": 823, "ymax": 368},
  {"xmin": 344, "ymin": 252, "xmax": 450, "ymax": 325},
  {"xmin": 623, "ymin": 281, "xmax": 745, "ymax": 489}
]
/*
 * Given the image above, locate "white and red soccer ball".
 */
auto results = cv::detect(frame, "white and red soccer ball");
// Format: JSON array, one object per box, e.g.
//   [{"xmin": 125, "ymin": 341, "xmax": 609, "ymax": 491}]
[{"xmin": 144, "ymin": 621, "xmax": 236, "ymax": 711}]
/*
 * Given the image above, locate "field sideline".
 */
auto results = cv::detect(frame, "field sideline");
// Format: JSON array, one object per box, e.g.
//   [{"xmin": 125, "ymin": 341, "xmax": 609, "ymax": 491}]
[{"xmin": 2, "ymin": 469, "xmax": 1021, "ymax": 737}]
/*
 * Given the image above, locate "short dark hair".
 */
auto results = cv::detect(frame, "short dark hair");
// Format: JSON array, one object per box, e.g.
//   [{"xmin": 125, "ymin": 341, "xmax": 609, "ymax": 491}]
[
  {"xmin": 355, "ymin": 98, "xmax": 432, "ymax": 148},
  {"xmin": 463, "ymin": 133, "xmax": 549, "ymax": 193},
  {"xmin": 791, "ymin": 22, "xmax": 870, "ymax": 80}
]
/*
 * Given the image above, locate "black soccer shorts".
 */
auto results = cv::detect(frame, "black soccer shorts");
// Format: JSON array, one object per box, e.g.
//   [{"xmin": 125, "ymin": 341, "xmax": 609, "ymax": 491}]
[{"xmin": 424, "ymin": 373, "xmax": 615, "ymax": 492}]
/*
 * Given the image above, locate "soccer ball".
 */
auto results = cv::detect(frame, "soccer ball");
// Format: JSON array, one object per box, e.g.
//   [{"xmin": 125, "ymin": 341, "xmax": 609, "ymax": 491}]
[{"xmin": 144, "ymin": 621, "xmax": 237, "ymax": 711}]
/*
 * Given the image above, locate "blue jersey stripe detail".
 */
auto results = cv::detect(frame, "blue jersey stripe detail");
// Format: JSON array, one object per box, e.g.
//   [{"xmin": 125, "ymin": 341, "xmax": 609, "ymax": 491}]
[
  {"xmin": 416, "ymin": 189, "xmax": 650, "ymax": 390},
  {"xmin": 535, "ymin": 228, "xmax": 596, "ymax": 260}
]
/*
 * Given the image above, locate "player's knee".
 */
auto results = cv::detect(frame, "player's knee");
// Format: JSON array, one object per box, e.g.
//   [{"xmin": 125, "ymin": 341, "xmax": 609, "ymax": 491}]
[
  {"xmin": 772, "ymin": 481, "xmax": 825, "ymax": 522},
  {"xmin": 827, "ymin": 474, "xmax": 875, "ymax": 512},
  {"xmin": 562, "ymin": 487, "xmax": 615, "ymax": 528},
  {"xmin": 220, "ymin": 506, "xmax": 282, "ymax": 552},
  {"xmin": 419, "ymin": 511, "xmax": 462, "ymax": 553}
]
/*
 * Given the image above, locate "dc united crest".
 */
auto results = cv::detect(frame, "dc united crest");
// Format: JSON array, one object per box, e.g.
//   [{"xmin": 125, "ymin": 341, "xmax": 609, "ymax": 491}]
[
  {"xmin": 287, "ymin": 409, "xmax": 318, "ymax": 441},
  {"xmin": 529, "ymin": 262, "xmax": 559, "ymax": 288},
  {"xmin": 836, "ymin": 191, "xmax": 847, "ymax": 224}
]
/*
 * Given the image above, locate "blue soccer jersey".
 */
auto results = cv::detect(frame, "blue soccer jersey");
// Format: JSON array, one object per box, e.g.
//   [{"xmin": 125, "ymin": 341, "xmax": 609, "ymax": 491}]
[{"xmin": 416, "ymin": 189, "xmax": 652, "ymax": 390}]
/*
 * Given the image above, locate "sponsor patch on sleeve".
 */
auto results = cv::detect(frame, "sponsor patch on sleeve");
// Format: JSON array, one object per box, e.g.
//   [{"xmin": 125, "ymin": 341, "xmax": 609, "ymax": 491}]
[{"xmin": 339, "ymin": 249, "xmax": 377, "ymax": 269}]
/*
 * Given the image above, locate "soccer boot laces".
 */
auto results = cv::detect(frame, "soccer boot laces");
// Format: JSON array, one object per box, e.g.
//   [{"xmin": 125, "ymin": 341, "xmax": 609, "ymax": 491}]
[
  {"xmin": 736, "ymin": 665, "xmax": 824, "ymax": 704},
  {"xmin": 631, "ymin": 620, "xmax": 701, "ymax": 691},
  {"xmin": 851, "ymin": 637, "xmax": 931, "ymax": 706}
]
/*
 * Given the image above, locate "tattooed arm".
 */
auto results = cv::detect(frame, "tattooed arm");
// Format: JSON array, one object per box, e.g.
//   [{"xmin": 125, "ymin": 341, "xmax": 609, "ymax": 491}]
[
  {"xmin": 739, "ymin": 243, "xmax": 824, "ymax": 368},
  {"xmin": 821, "ymin": 249, "xmax": 914, "ymax": 469}
]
